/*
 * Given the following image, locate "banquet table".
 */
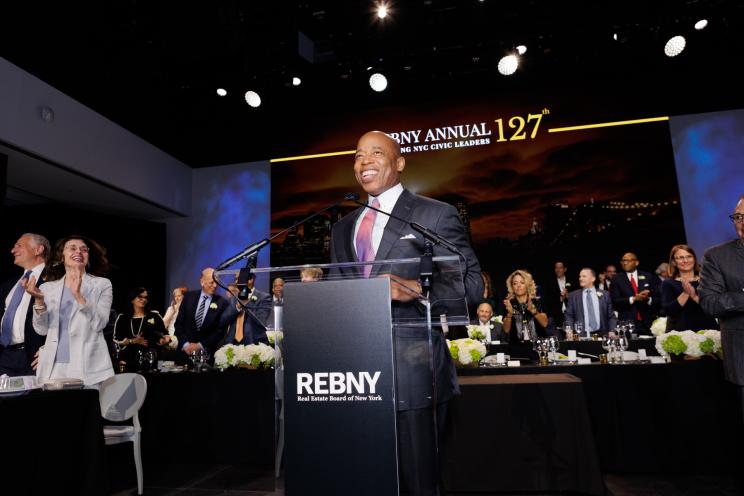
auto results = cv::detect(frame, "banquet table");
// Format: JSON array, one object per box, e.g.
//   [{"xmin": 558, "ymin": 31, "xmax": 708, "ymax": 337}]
[
  {"xmin": 136, "ymin": 368, "xmax": 275, "ymax": 468},
  {"xmin": 456, "ymin": 358, "xmax": 742, "ymax": 474},
  {"xmin": 443, "ymin": 373, "xmax": 606, "ymax": 495},
  {"xmin": 0, "ymin": 388, "xmax": 107, "ymax": 496},
  {"xmin": 486, "ymin": 337, "xmax": 661, "ymax": 361}
]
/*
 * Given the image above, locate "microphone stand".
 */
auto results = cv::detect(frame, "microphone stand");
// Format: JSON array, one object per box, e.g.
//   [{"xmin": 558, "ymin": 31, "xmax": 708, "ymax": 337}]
[{"xmin": 212, "ymin": 192, "xmax": 360, "ymax": 341}]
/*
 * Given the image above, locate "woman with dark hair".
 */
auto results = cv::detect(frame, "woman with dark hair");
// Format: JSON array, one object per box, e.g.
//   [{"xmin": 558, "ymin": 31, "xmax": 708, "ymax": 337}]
[
  {"xmin": 23, "ymin": 235, "xmax": 114, "ymax": 386},
  {"xmin": 113, "ymin": 286, "xmax": 169, "ymax": 370},
  {"xmin": 661, "ymin": 244, "xmax": 719, "ymax": 331}
]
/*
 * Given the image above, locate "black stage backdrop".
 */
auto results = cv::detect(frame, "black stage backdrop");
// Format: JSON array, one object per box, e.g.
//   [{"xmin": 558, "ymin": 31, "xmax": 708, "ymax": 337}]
[{"xmin": 0, "ymin": 204, "xmax": 167, "ymax": 315}]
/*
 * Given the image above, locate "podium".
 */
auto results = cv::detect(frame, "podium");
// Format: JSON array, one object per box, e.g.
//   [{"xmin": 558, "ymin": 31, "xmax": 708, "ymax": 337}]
[{"xmin": 217, "ymin": 256, "xmax": 469, "ymax": 495}]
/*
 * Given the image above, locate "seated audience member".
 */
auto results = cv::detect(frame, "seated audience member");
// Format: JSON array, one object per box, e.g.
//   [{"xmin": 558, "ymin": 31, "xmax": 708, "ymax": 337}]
[
  {"xmin": 25, "ymin": 235, "xmax": 114, "ymax": 387},
  {"xmin": 174, "ymin": 267, "xmax": 238, "ymax": 358},
  {"xmin": 0, "ymin": 233, "xmax": 50, "ymax": 376},
  {"xmin": 661, "ymin": 244, "xmax": 719, "ymax": 331},
  {"xmin": 503, "ymin": 269, "xmax": 548, "ymax": 343},
  {"xmin": 656, "ymin": 262, "xmax": 671, "ymax": 281},
  {"xmin": 565, "ymin": 268, "xmax": 616, "ymax": 337},
  {"xmin": 611, "ymin": 252, "xmax": 659, "ymax": 334},
  {"xmin": 223, "ymin": 272, "xmax": 272, "ymax": 345},
  {"xmin": 472, "ymin": 302, "xmax": 506, "ymax": 342},
  {"xmin": 114, "ymin": 286, "xmax": 169, "ymax": 371},
  {"xmin": 300, "ymin": 267, "xmax": 323, "ymax": 282},
  {"xmin": 162, "ymin": 286, "xmax": 187, "ymax": 350}
]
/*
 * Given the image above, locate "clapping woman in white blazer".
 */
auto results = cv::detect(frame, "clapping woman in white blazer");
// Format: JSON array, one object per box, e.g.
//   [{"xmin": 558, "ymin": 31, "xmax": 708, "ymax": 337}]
[{"xmin": 23, "ymin": 235, "xmax": 114, "ymax": 387}]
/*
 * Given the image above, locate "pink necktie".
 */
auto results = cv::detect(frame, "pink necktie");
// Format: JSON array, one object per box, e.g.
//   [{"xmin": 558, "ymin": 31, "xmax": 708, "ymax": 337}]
[{"xmin": 356, "ymin": 199, "xmax": 380, "ymax": 277}]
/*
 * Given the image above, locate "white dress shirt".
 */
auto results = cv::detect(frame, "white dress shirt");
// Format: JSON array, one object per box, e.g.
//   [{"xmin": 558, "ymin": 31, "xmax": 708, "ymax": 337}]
[
  {"xmin": 353, "ymin": 182, "xmax": 404, "ymax": 257},
  {"xmin": 626, "ymin": 270, "xmax": 652, "ymax": 305},
  {"xmin": 2, "ymin": 263, "xmax": 45, "ymax": 344}
]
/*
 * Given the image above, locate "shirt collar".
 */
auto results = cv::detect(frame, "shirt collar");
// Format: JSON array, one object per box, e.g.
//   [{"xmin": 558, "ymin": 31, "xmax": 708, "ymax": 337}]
[
  {"xmin": 199, "ymin": 291, "xmax": 213, "ymax": 301},
  {"xmin": 367, "ymin": 183, "xmax": 404, "ymax": 214},
  {"xmin": 627, "ymin": 270, "xmax": 638, "ymax": 280}
]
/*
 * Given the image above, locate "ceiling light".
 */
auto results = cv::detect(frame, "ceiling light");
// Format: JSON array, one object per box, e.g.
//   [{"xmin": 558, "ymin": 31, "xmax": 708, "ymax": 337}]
[
  {"xmin": 516, "ymin": 45, "xmax": 527, "ymax": 55},
  {"xmin": 216, "ymin": 88, "xmax": 227, "ymax": 97},
  {"xmin": 664, "ymin": 35, "xmax": 686, "ymax": 57},
  {"xmin": 377, "ymin": 4, "xmax": 388, "ymax": 19},
  {"xmin": 244, "ymin": 90, "xmax": 261, "ymax": 107},
  {"xmin": 497, "ymin": 55, "xmax": 519, "ymax": 76},
  {"xmin": 369, "ymin": 72, "xmax": 388, "ymax": 92},
  {"xmin": 292, "ymin": 77, "xmax": 301, "ymax": 86},
  {"xmin": 694, "ymin": 19, "xmax": 708, "ymax": 30}
]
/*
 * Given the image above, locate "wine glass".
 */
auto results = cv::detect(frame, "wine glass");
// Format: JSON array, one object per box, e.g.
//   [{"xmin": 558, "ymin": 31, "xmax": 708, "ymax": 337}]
[
  {"xmin": 136, "ymin": 349, "xmax": 146, "ymax": 372},
  {"xmin": 575, "ymin": 322, "xmax": 584, "ymax": 340},
  {"xmin": 146, "ymin": 349, "xmax": 158, "ymax": 372},
  {"xmin": 617, "ymin": 335, "xmax": 628, "ymax": 363},
  {"xmin": 564, "ymin": 325, "xmax": 573, "ymax": 342}
]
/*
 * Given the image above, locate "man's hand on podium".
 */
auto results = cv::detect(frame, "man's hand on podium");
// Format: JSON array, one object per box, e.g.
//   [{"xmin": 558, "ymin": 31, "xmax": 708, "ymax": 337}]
[{"xmin": 380, "ymin": 274, "xmax": 422, "ymax": 302}]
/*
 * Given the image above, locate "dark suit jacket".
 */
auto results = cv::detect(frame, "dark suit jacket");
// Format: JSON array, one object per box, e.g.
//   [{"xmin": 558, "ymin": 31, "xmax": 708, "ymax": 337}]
[
  {"xmin": 223, "ymin": 288, "xmax": 272, "ymax": 345},
  {"xmin": 564, "ymin": 288, "xmax": 616, "ymax": 334},
  {"xmin": 330, "ymin": 188, "xmax": 483, "ymax": 411},
  {"xmin": 610, "ymin": 270, "xmax": 659, "ymax": 332},
  {"xmin": 541, "ymin": 276, "xmax": 577, "ymax": 326},
  {"xmin": 174, "ymin": 291, "xmax": 238, "ymax": 355},
  {"xmin": 699, "ymin": 238, "xmax": 744, "ymax": 384},
  {"xmin": 0, "ymin": 275, "xmax": 46, "ymax": 365}
]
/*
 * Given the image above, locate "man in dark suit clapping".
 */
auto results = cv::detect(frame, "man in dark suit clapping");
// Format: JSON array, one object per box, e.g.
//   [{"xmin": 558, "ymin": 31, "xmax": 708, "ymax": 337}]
[
  {"xmin": 0, "ymin": 233, "xmax": 49, "ymax": 375},
  {"xmin": 610, "ymin": 252, "xmax": 659, "ymax": 334},
  {"xmin": 565, "ymin": 268, "xmax": 616, "ymax": 337},
  {"xmin": 175, "ymin": 267, "xmax": 237, "ymax": 357}
]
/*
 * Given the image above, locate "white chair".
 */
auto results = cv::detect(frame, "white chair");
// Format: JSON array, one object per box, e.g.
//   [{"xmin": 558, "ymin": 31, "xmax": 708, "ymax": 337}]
[{"xmin": 99, "ymin": 373, "xmax": 148, "ymax": 495}]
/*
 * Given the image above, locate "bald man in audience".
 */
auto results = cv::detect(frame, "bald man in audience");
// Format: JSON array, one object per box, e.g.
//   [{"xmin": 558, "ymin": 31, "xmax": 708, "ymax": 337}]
[{"xmin": 472, "ymin": 302, "xmax": 505, "ymax": 342}]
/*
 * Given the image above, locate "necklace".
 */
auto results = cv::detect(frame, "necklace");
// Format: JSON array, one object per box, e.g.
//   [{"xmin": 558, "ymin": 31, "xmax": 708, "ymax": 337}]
[{"xmin": 130, "ymin": 315, "xmax": 145, "ymax": 337}]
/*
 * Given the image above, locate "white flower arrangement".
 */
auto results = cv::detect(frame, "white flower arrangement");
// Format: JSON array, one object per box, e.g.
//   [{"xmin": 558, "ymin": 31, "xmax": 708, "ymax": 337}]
[
  {"xmin": 466, "ymin": 325, "xmax": 487, "ymax": 341},
  {"xmin": 650, "ymin": 317, "xmax": 668, "ymax": 336},
  {"xmin": 266, "ymin": 330, "xmax": 284, "ymax": 345},
  {"xmin": 447, "ymin": 338, "xmax": 487, "ymax": 367},
  {"xmin": 214, "ymin": 342, "xmax": 275, "ymax": 370},
  {"xmin": 654, "ymin": 329, "xmax": 721, "ymax": 358}
]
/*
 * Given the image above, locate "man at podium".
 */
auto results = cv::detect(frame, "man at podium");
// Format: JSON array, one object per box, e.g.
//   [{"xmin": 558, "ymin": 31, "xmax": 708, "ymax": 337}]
[{"xmin": 330, "ymin": 130, "xmax": 483, "ymax": 495}]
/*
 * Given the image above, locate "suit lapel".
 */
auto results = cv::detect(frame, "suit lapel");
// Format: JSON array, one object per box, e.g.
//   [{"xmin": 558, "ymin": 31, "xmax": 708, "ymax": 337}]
[
  {"xmin": 373, "ymin": 190, "xmax": 415, "ymax": 273},
  {"xmin": 201, "ymin": 294, "xmax": 221, "ymax": 330}
]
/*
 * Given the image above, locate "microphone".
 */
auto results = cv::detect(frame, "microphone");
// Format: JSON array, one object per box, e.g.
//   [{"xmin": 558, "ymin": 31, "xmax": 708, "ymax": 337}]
[
  {"xmin": 419, "ymin": 240, "xmax": 434, "ymax": 297},
  {"xmin": 348, "ymin": 198, "xmax": 465, "ymax": 260},
  {"xmin": 216, "ymin": 192, "xmax": 359, "ymax": 271}
]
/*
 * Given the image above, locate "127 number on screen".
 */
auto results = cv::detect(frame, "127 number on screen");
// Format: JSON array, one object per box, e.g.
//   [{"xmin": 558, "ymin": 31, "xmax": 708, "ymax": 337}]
[{"xmin": 494, "ymin": 111, "xmax": 547, "ymax": 142}]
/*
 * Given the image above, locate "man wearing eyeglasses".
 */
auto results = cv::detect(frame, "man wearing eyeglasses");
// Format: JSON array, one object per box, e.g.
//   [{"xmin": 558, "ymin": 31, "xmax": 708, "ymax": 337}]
[{"xmin": 699, "ymin": 197, "xmax": 744, "ymax": 412}]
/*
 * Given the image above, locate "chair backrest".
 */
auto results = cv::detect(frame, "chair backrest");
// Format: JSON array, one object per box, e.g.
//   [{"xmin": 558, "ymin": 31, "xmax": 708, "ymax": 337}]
[{"xmin": 99, "ymin": 373, "xmax": 148, "ymax": 422}]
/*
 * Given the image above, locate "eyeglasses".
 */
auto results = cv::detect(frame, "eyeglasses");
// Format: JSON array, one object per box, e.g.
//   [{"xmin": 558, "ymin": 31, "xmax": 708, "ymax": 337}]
[
  {"xmin": 620, "ymin": 258, "xmax": 637, "ymax": 263},
  {"xmin": 136, "ymin": 295, "xmax": 148, "ymax": 300},
  {"xmin": 674, "ymin": 255, "xmax": 694, "ymax": 261},
  {"xmin": 730, "ymin": 214, "xmax": 744, "ymax": 224}
]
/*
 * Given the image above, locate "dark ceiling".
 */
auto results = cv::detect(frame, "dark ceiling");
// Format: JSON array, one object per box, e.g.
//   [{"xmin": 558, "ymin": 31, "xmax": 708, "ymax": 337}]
[{"xmin": 2, "ymin": 0, "xmax": 744, "ymax": 167}]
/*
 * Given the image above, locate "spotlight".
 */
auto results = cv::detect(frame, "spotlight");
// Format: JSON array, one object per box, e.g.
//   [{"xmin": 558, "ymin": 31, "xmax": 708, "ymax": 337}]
[
  {"xmin": 244, "ymin": 90, "xmax": 261, "ymax": 107},
  {"xmin": 497, "ymin": 54, "xmax": 519, "ymax": 76},
  {"xmin": 613, "ymin": 33, "xmax": 618, "ymax": 41},
  {"xmin": 516, "ymin": 45, "xmax": 527, "ymax": 55},
  {"xmin": 664, "ymin": 35, "xmax": 686, "ymax": 57},
  {"xmin": 216, "ymin": 88, "xmax": 227, "ymax": 97},
  {"xmin": 694, "ymin": 19, "xmax": 708, "ymax": 30},
  {"xmin": 377, "ymin": 3, "xmax": 388, "ymax": 19},
  {"xmin": 292, "ymin": 77, "xmax": 301, "ymax": 86},
  {"xmin": 369, "ymin": 72, "xmax": 388, "ymax": 92}
]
